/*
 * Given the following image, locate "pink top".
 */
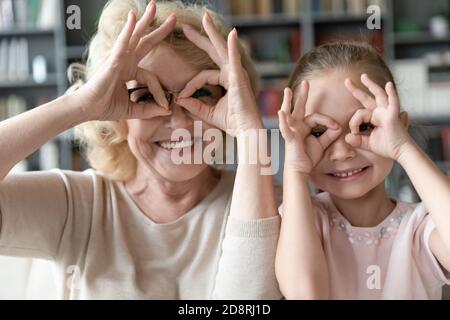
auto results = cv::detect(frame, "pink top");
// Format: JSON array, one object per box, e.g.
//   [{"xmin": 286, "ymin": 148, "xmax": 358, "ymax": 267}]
[{"xmin": 283, "ymin": 192, "xmax": 450, "ymax": 299}]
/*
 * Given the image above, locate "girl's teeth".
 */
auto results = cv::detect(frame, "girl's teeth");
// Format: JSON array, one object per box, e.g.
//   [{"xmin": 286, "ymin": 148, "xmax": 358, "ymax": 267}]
[
  {"xmin": 332, "ymin": 168, "xmax": 364, "ymax": 178},
  {"xmin": 160, "ymin": 140, "xmax": 194, "ymax": 150}
]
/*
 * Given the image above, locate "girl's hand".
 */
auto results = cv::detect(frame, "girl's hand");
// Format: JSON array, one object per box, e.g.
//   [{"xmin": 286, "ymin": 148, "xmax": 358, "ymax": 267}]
[
  {"xmin": 279, "ymin": 81, "xmax": 342, "ymax": 174},
  {"xmin": 75, "ymin": 1, "xmax": 176, "ymax": 121},
  {"xmin": 176, "ymin": 13, "xmax": 263, "ymax": 136},
  {"xmin": 344, "ymin": 74, "xmax": 412, "ymax": 160}
]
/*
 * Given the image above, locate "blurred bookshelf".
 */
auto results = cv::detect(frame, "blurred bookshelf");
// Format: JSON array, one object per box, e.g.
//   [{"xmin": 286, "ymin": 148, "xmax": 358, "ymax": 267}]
[{"xmin": 0, "ymin": 0, "xmax": 107, "ymax": 173}]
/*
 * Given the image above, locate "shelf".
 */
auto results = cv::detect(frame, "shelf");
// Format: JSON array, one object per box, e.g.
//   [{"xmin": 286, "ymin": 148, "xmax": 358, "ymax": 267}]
[
  {"xmin": 228, "ymin": 14, "xmax": 301, "ymax": 28},
  {"xmin": 0, "ymin": 28, "xmax": 55, "ymax": 37},
  {"xmin": 0, "ymin": 74, "xmax": 58, "ymax": 89},
  {"xmin": 256, "ymin": 62, "xmax": 294, "ymax": 78},
  {"xmin": 394, "ymin": 32, "xmax": 450, "ymax": 45},
  {"xmin": 312, "ymin": 13, "xmax": 369, "ymax": 24}
]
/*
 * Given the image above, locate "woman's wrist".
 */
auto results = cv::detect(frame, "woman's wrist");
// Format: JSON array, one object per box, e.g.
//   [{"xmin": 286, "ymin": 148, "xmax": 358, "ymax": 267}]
[{"xmin": 60, "ymin": 91, "xmax": 96, "ymax": 125}]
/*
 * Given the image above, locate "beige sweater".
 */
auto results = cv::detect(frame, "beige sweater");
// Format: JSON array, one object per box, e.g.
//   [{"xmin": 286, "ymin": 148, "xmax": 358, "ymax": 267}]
[{"xmin": 0, "ymin": 169, "xmax": 281, "ymax": 300}]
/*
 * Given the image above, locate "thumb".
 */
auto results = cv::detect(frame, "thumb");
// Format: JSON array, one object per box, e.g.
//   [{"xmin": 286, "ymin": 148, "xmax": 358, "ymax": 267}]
[{"xmin": 345, "ymin": 133, "xmax": 370, "ymax": 150}]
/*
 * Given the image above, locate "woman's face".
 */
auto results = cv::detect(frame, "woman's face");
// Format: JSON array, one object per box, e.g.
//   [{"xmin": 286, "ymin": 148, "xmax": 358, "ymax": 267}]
[
  {"xmin": 126, "ymin": 44, "xmax": 221, "ymax": 182},
  {"xmin": 305, "ymin": 69, "xmax": 393, "ymax": 199}
]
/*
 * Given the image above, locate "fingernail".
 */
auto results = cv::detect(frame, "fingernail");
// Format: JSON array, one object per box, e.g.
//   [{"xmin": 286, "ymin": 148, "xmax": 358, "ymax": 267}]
[
  {"xmin": 166, "ymin": 13, "xmax": 176, "ymax": 22},
  {"xmin": 204, "ymin": 12, "xmax": 212, "ymax": 22}
]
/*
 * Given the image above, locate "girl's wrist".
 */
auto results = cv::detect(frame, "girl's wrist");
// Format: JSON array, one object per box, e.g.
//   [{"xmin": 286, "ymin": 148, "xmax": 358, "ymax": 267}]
[{"xmin": 396, "ymin": 139, "xmax": 418, "ymax": 165}]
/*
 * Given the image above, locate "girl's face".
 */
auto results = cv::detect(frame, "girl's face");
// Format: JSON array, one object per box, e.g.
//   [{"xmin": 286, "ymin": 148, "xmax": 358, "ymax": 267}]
[
  {"xmin": 305, "ymin": 69, "xmax": 393, "ymax": 199},
  {"xmin": 126, "ymin": 44, "xmax": 221, "ymax": 182}
]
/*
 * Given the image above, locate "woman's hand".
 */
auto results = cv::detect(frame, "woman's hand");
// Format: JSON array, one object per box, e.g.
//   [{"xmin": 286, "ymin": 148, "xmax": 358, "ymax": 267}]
[
  {"xmin": 74, "ymin": 1, "xmax": 176, "ymax": 121},
  {"xmin": 344, "ymin": 74, "xmax": 412, "ymax": 160},
  {"xmin": 176, "ymin": 13, "xmax": 263, "ymax": 137},
  {"xmin": 279, "ymin": 81, "xmax": 341, "ymax": 174}
]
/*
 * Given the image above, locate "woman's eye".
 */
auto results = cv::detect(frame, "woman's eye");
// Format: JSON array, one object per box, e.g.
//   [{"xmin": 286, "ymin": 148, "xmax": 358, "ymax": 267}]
[
  {"xmin": 359, "ymin": 122, "xmax": 374, "ymax": 133},
  {"xmin": 136, "ymin": 93, "xmax": 155, "ymax": 103},
  {"xmin": 192, "ymin": 87, "xmax": 212, "ymax": 99},
  {"xmin": 191, "ymin": 86, "xmax": 225, "ymax": 104}
]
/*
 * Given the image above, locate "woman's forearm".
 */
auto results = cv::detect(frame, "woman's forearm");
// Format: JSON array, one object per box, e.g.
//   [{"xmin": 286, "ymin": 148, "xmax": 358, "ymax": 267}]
[
  {"xmin": 276, "ymin": 167, "xmax": 329, "ymax": 299},
  {"xmin": 397, "ymin": 140, "xmax": 450, "ymax": 250},
  {"xmin": 229, "ymin": 130, "xmax": 278, "ymax": 219},
  {"xmin": 0, "ymin": 93, "xmax": 88, "ymax": 181}
]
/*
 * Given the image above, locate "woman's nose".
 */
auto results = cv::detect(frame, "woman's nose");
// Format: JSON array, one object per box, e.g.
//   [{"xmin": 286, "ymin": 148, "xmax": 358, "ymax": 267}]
[
  {"xmin": 166, "ymin": 103, "xmax": 192, "ymax": 129},
  {"xmin": 328, "ymin": 135, "xmax": 356, "ymax": 162}
]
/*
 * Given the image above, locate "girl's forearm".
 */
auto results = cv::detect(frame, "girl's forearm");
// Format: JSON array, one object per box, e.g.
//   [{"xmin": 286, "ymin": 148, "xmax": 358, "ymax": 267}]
[
  {"xmin": 229, "ymin": 131, "xmax": 277, "ymax": 219},
  {"xmin": 276, "ymin": 167, "xmax": 329, "ymax": 299},
  {"xmin": 0, "ymin": 93, "xmax": 88, "ymax": 181},
  {"xmin": 398, "ymin": 140, "xmax": 450, "ymax": 250}
]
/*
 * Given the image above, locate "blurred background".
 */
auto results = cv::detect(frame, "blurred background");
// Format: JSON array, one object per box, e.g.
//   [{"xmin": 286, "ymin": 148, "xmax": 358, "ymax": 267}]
[
  {"xmin": 1, "ymin": 0, "xmax": 450, "ymax": 197},
  {"xmin": 0, "ymin": 0, "xmax": 449, "ymax": 299}
]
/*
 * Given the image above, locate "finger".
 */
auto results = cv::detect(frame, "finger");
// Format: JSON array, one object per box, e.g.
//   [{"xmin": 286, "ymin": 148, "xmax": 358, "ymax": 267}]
[
  {"xmin": 345, "ymin": 133, "xmax": 370, "ymax": 150},
  {"xmin": 143, "ymin": 72, "xmax": 169, "ymax": 109},
  {"xmin": 182, "ymin": 24, "xmax": 222, "ymax": 66},
  {"xmin": 127, "ymin": 102, "xmax": 172, "ymax": 120},
  {"xmin": 292, "ymin": 80, "xmax": 309, "ymax": 120},
  {"xmin": 203, "ymin": 12, "xmax": 228, "ymax": 63},
  {"xmin": 361, "ymin": 74, "xmax": 388, "ymax": 107},
  {"xmin": 136, "ymin": 13, "xmax": 177, "ymax": 61},
  {"xmin": 280, "ymin": 88, "xmax": 293, "ymax": 114},
  {"xmin": 344, "ymin": 78, "xmax": 376, "ymax": 110},
  {"xmin": 385, "ymin": 82, "xmax": 400, "ymax": 116},
  {"xmin": 176, "ymin": 97, "xmax": 215, "ymax": 123},
  {"xmin": 303, "ymin": 112, "xmax": 339, "ymax": 131},
  {"xmin": 278, "ymin": 111, "xmax": 295, "ymax": 141},
  {"xmin": 178, "ymin": 70, "xmax": 221, "ymax": 99},
  {"xmin": 348, "ymin": 108, "xmax": 372, "ymax": 134},
  {"xmin": 129, "ymin": 0, "xmax": 156, "ymax": 50},
  {"xmin": 111, "ymin": 10, "xmax": 137, "ymax": 61},
  {"xmin": 228, "ymin": 28, "xmax": 243, "ymax": 78}
]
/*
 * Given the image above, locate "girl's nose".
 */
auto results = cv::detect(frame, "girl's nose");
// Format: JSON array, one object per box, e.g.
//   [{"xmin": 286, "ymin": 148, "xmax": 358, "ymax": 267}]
[{"xmin": 328, "ymin": 135, "xmax": 356, "ymax": 162}]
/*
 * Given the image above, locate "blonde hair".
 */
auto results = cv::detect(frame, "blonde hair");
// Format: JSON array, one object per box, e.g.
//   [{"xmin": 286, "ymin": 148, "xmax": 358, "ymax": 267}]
[
  {"xmin": 288, "ymin": 41, "xmax": 396, "ymax": 97},
  {"xmin": 68, "ymin": 0, "xmax": 260, "ymax": 181}
]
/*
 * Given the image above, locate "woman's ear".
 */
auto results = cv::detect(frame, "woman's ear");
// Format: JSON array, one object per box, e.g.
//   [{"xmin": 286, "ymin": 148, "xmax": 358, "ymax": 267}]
[{"xmin": 399, "ymin": 111, "xmax": 409, "ymax": 129}]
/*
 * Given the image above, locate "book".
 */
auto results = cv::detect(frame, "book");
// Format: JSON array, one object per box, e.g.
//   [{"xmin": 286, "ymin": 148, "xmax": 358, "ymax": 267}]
[
  {"xmin": 230, "ymin": 0, "xmax": 255, "ymax": 16},
  {"xmin": 38, "ymin": 0, "xmax": 58, "ymax": 29},
  {"xmin": 0, "ymin": 38, "xmax": 8, "ymax": 81},
  {"xmin": 0, "ymin": 0, "xmax": 14, "ymax": 29},
  {"xmin": 256, "ymin": 0, "xmax": 273, "ymax": 16}
]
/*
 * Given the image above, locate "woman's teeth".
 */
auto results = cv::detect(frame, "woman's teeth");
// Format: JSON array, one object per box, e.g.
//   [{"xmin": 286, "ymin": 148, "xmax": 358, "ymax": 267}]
[
  {"xmin": 158, "ymin": 140, "xmax": 194, "ymax": 150},
  {"xmin": 332, "ymin": 168, "xmax": 364, "ymax": 178}
]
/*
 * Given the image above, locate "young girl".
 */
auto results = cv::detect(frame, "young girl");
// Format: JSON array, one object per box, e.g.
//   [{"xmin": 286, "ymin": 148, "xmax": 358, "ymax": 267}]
[{"xmin": 276, "ymin": 41, "xmax": 450, "ymax": 299}]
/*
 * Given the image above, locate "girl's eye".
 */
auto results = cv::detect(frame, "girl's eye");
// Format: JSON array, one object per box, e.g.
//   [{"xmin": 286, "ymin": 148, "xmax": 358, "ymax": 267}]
[
  {"xmin": 359, "ymin": 122, "xmax": 374, "ymax": 133},
  {"xmin": 311, "ymin": 128, "xmax": 326, "ymax": 138}
]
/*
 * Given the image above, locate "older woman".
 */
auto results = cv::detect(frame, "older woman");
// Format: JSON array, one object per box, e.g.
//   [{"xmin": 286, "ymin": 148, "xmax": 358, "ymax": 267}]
[{"xmin": 0, "ymin": 0, "xmax": 281, "ymax": 299}]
